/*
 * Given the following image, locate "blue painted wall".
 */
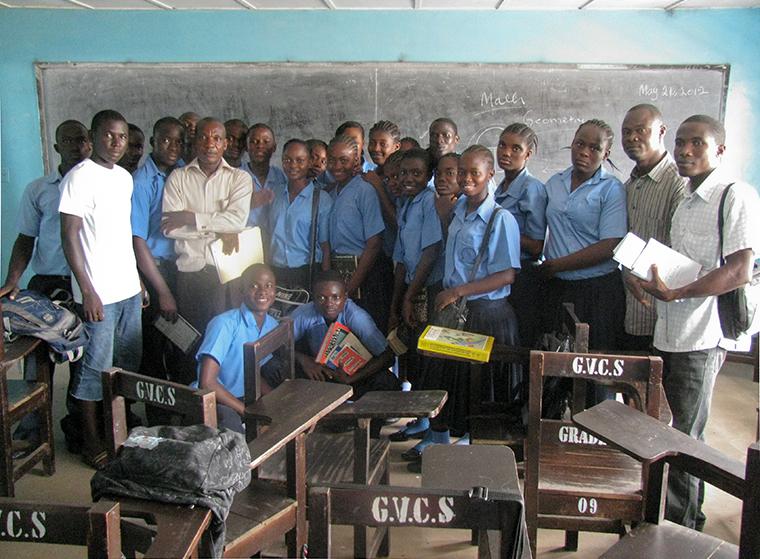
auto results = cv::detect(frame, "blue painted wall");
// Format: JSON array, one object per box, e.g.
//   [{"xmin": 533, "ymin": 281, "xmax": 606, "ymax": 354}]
[{"xmin": 1, "ymin": 8, "xmax": 759, "ymax": 270}]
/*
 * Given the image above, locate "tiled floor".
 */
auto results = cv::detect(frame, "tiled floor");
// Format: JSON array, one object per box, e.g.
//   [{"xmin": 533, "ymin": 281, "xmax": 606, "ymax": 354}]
[{"xmin": 1, "ymin": 359, "xmax": 755, "ymax": 558}]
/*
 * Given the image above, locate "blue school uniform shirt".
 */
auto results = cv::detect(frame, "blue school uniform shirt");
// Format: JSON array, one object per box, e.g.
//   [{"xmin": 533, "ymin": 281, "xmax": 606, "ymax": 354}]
[
  {"xmin": 444, "ymin": 194, "xmax": 521, "ymax": 301},
  {"xmin": 394, "ymin": 188, "xmax": 444, "ymax": 285},
  {"xmin": 328, "ymin": 175, "xmax": 385, "ymax": 256},
  {"xmin": 17, "ymin": 170, "xmax": 70, "ymax": 276},
  {"xmin": 131, "ymin": 155, "xmax": 184, "ymax": 261},
  {"xmin": 241, "ymin": 163, "xmax": 287, "ymax": 228},
  {"xmin": 543, "ymin": 166, "xmax": 627, "ymax": 281},
  {"xmin": 194, "ymin": 305, "xmax": 279, "ymax": 398},
  {"xmin": 291, "ymin": 299, "xmax": 388, "ymax": 361},
  {"xmin": 268, "ymin": 181, "xmax": 333, "ymax": 267},
  {"xmin": 494, "ymin": 168, "xmax": 548, "ymax": 261}
]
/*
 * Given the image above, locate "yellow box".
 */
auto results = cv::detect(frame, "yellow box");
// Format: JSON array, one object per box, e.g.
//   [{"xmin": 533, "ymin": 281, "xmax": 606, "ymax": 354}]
[{"xmin": 417, "ymin": 325, "xmax": 494, "ymax": 363}]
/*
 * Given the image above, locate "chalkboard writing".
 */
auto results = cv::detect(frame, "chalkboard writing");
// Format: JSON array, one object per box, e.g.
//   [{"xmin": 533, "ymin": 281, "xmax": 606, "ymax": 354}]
[{"xmin": 36, "ymin": 63, "xmax": 728, "ymax": 182}]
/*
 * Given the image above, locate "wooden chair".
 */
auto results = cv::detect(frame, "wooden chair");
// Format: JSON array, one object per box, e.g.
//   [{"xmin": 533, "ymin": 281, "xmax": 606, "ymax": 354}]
[
  {"xmin": 247, "ymin": 320, "xmax": 448, "ymax": 558},
  {"xmin": 308, "ymin": 445, "xmax": 530, "ymax": 559},
  {"xmin": 524, "ymin": 350, "xmax": 664, "ymax": 556},
  {"xmin": 574, "ymin": 399, "xmax": 759, "ymax": 559},
  {"xmin": 102, "ymin": 367, "xmax": 217, "ymax": 459},
  {"xmin": 0, "ymin": 498, "xmax": 122, "ymax": 558},
  {"xmin": 0, "ymin": 330, "xmax": 54, "ymax": 497},
  {"xmin": 103, "ymin": 367, "xmax": 351, "ymax": 558}
]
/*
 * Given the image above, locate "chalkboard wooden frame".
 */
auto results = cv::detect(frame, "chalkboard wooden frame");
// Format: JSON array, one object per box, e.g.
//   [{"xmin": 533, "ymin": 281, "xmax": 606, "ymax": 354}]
[{"xmin": 35, "ymin": 62, "xmax": 729, "ymax": 181}]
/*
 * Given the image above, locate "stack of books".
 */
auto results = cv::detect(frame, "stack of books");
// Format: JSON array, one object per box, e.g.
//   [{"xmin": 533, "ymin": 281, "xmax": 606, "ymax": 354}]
[{"xmin": 316, "ymin": 322, "xmax": 372, "ymax": 375}]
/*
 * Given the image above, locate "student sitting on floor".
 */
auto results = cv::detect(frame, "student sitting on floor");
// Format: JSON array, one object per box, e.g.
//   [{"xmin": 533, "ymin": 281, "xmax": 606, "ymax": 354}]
[
  {"xmin": 277, "ymin": 270, "xmax": 399, "ymax": 406},
  {"xmin": 195, "ymin": 263, "xmax": 279, "ymax": 433}
]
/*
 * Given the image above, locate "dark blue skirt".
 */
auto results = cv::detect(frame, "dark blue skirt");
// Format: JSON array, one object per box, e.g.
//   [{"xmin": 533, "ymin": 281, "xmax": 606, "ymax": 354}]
[{"xmin": 421, "ymin": 297, "xmax": 521, "ymax": 435}]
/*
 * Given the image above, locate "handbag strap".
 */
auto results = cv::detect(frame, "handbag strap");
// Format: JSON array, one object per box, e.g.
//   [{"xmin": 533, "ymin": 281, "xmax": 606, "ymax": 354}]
[
  {"xmin": 468, "ymin": 205, "xmax": 503, "ymax": 283},
  {"xmin": 717, "ymin": 183, "xmax": 735, "ymax": 266},
  {"xmin": 454, "ymin": 206, "xmax": 503, "ymax": 316},
  {"xmin": 308, "ymin": 184, "xmax": 321, "ymax": 289}
]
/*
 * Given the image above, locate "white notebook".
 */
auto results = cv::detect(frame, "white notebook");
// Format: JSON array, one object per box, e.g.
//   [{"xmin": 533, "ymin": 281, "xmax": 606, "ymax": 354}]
[
  {"xmin": 613, "ymin": 232, "xmax": 702, "ymax": 289},
  {"xmin": 209, "ymin": 227, "xmax": 265, "ymax": 284}
]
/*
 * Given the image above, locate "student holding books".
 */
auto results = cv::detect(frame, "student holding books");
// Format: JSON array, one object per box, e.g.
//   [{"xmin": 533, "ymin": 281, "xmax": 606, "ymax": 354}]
[
  {"xmin": 287, "ymin": 270, "xmax": 398, "ymax": 410},
  {"xmin": 402, "ymin": 145, "xmax": 521, "ymax": 464}
]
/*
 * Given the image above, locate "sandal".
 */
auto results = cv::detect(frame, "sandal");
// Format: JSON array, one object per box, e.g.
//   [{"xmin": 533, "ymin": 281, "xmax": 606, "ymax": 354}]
[{"xmin": 81, "ymin": 450, "xmax": 109, "ymax": 471}]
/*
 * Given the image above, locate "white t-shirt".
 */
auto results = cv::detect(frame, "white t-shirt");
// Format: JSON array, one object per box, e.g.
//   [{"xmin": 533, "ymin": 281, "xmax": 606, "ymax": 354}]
[{"xmin": 59, "ymin": 158, "xmax": 141, "ymax": 305}]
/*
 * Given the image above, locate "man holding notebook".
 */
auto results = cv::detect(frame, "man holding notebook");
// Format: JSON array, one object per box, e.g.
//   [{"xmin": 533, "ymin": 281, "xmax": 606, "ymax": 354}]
[
  {"xmin": 634, "ymin": 115, "xmax": 759, "ymax": 531},
  {"xmin": 620, "ymin": 104, "xmax": 687, "ymax": 352},
  {"xmin": 161, "ymin": 117, "xmax": 252, "ymax": 344}
]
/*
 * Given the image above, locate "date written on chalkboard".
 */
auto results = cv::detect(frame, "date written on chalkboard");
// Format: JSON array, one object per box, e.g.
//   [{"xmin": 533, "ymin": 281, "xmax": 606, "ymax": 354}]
[{"xmin": 639, "ymin": 84, "xmax": 709, "ymax": 102}]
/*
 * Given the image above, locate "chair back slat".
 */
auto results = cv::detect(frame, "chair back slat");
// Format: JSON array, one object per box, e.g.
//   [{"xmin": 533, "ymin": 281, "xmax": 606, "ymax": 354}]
[{"xmin": 102, "ymin": 367, "xmax": 217, "ymax": 457}]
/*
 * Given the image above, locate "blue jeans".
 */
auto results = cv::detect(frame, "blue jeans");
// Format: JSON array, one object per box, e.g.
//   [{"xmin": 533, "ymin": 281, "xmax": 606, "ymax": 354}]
[
  {"xmin": 70, "ymin": 293, "xmax": 143, "ymax": 401},
  {"xmin": 658, "ymin": 346, "xmax": 726, "ymax": 530}
]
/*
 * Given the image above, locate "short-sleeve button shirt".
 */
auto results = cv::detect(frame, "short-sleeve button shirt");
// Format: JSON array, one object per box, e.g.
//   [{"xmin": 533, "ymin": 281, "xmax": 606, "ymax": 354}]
[
  {"xmin": 195, "ymin": 305, "xmax": 279, "ymax": 398},
  {"xmin": 131, "ymin": 155, "xmax": 184, "ymax": 261},
  {"xmin": 18, "ymin": 170, "xmax": 69, "ymax": 276},
  {"xmin": 328, "ymin": 175, "xmax": 385, "ymax": 256},
  {"xmin": 268, "ymin": 181, "xmax": 333, "ymax": 267},
  {"xmin": 444, "ymin": 194, "xmax": 521, "ymax": 301},
  {"xmin": 494, "ymin": 168, "xmax": 547, "ymax": 260},
  {"xmin": 291, "ymin": 299, "xmax": 388, "ymax": 360},
  {"xmin": 543, "ymin": 166, "xmax": 627, "ymax": 280},
  {"xmin": 394, "ymin": 187, "xmax": 443, "ymax": 285}
]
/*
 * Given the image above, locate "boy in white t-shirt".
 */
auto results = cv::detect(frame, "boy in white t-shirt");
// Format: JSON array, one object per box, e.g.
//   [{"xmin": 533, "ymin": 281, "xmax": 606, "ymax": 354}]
[{"xmin": 59, "ymin": 109, "xmax": 143, "ymax": 469}]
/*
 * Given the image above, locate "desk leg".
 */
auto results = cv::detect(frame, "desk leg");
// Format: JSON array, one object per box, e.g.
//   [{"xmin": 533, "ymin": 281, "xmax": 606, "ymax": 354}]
[
  {"xmin": 354, "ymin": 418, "xmax": 370, "ymax": 558},
  {"xmin": 33, "ymin": 345, "xmax": 55, "ymax": 475},
  {"xmin": 286, "ymin": 432, "xmax": 307, "ymax": 558}
]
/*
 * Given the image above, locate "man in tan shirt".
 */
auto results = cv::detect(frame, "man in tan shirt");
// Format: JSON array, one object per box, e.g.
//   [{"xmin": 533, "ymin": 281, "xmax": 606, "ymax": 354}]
[
  {"xmin": 162, "ymin": 117, "xmax": 252, "ymax": 361},
  {"xmin": 620, "ymin": 104, "xmax": 687, "ymax": 351}
]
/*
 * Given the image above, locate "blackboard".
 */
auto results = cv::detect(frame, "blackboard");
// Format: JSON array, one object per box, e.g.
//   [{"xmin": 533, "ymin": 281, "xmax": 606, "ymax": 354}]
[{"xmin": 36, "ymin": 62, "xmax": 729, "ymax": 182}]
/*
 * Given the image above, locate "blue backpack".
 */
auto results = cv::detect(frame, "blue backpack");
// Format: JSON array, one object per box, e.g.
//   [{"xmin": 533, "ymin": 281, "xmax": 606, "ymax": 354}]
[{"xmin": 1, "ymin": 290, "xmax": 89, "ymax": 362}]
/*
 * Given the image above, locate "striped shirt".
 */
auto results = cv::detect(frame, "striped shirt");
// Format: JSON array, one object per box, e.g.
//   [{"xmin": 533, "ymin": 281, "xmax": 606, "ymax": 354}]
[{"xmin": 624, "ymin": 153, "xmax": 687, "ymax": 336}]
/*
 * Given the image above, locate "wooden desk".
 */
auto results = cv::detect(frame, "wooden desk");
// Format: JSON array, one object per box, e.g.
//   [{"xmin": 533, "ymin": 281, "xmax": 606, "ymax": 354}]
[
  {"xmin": 245, "ymin": 379, "xmax": 352, "ymax": 469},
  {"xmin": 227, "ymin": 379, "xmax": 352, "ymax": 558},
  {"xmin": 573, "ymin": 399, "xmax": 744, "ymax": 497},
  {"xmin": 329, "ymin": 389, "xmax": 448, "ymax": 419},
  {"xmin": 0, "ymin": 336, "xmax": 54, "ymax": 497}
]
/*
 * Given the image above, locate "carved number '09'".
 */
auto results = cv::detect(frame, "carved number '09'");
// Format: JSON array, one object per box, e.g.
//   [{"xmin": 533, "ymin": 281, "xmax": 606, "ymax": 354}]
[{"xmin": 577, "ymin": 497, "xmax": 598, "ymax": 514}]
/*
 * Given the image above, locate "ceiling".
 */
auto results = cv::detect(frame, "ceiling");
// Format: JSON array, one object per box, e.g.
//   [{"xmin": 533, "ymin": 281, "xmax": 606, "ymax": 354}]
[{"xmin": 1, "ymin": 0, "xmax": 759, "ymax": 10}]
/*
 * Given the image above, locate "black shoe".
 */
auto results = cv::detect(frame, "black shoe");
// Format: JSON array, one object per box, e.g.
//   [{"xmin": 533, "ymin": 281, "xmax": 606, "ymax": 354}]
[
  {"xmin": 389, "ymin": 426, "xmax": 429, "ymax": 442},
  {"xmin": 406, "ymin": 460, "xmax": 422, "ymax": 474},
  {"xmin": 400, "ymin": 446, "xmax": 424, "ymax": 462}
]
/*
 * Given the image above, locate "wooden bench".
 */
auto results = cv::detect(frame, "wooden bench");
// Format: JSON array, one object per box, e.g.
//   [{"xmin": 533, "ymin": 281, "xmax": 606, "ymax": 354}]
[
  {"xmin": 245, "ymin": 321, "xmax": 447, "ymax": 558},
  {"xmin": 574, "ymin": 399, "xmax": 759, "ymax": 559},
  {"xmin": 0, "ymin": 334, "xmax": 54, "ymax": 497},
  {"xmin": 524, "ymin": 350, "xmax": 664, "ymax": 556},
  {"xmin": 308, "ymin": 444, "xmax": 530, "ymax": 559}
]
